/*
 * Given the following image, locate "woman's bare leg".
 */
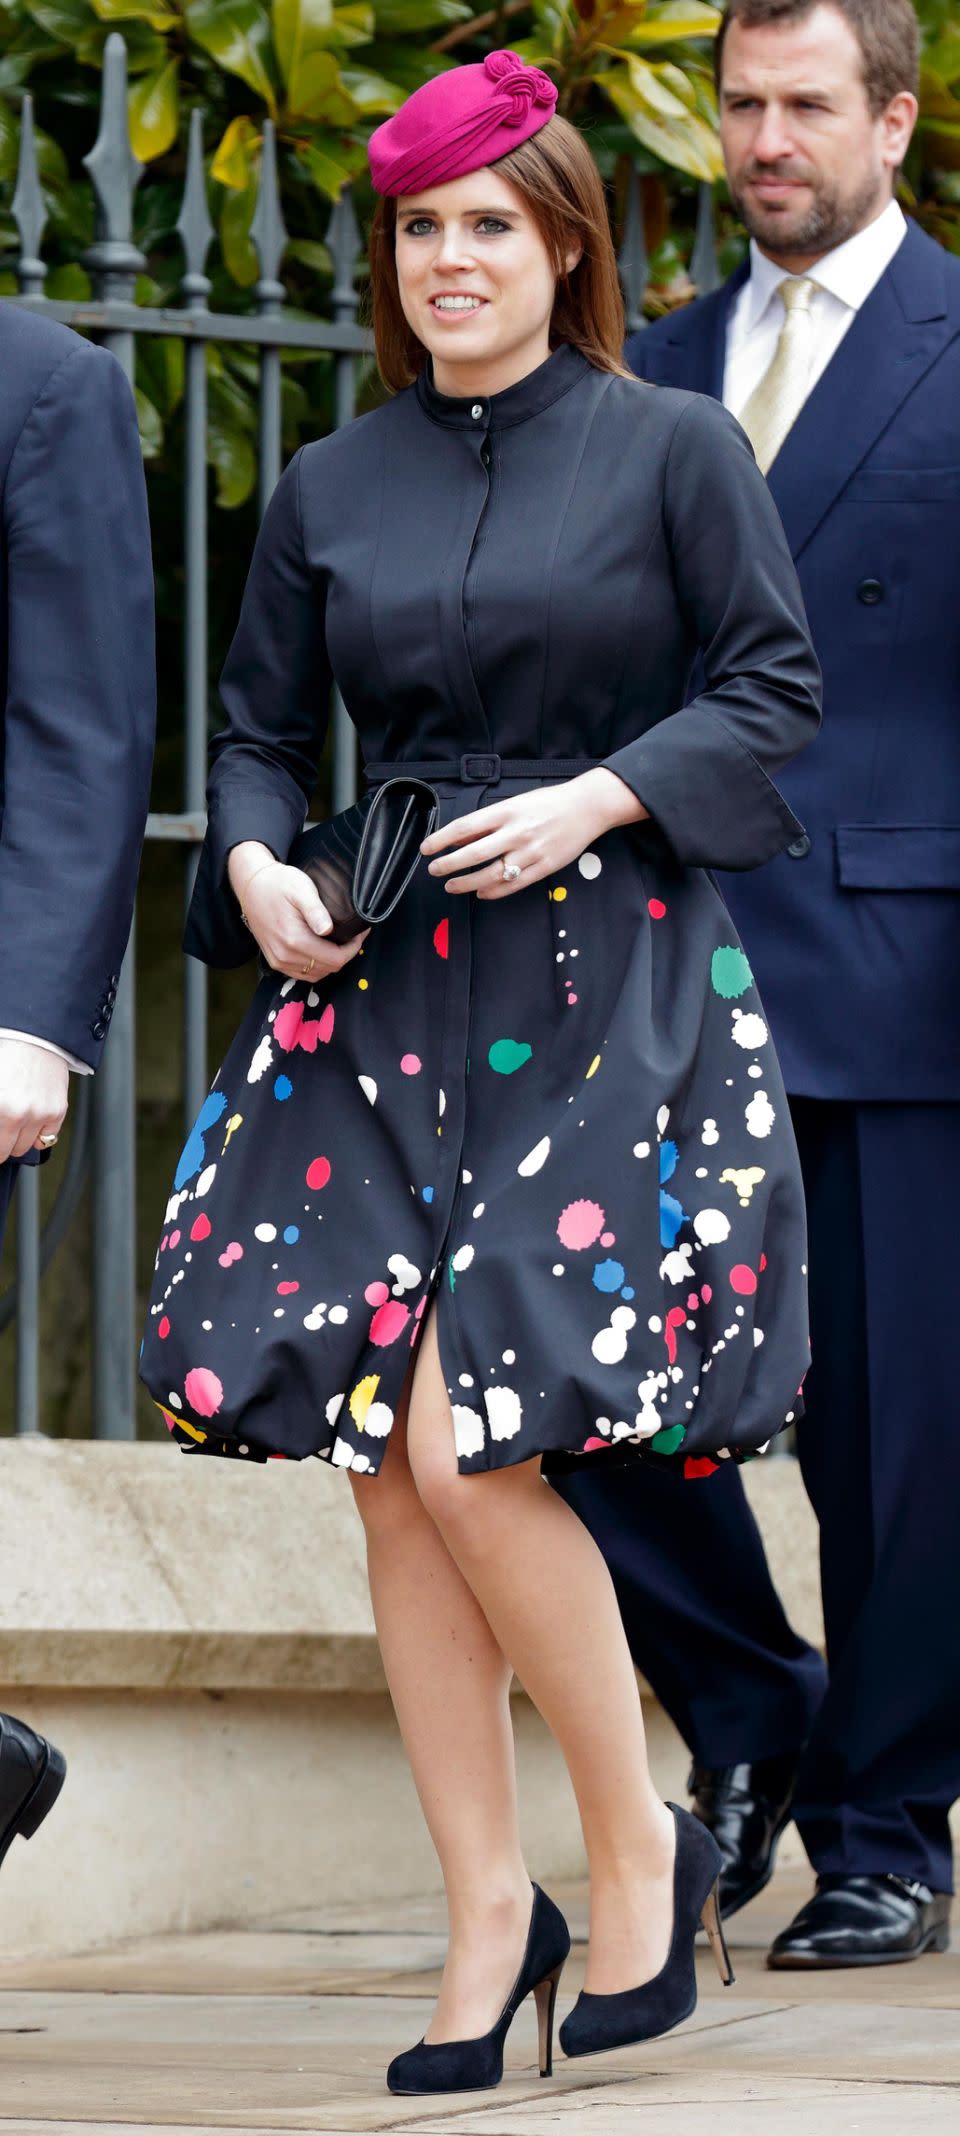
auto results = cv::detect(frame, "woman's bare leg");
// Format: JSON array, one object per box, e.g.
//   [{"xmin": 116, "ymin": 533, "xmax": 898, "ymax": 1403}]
[
  {"xmin": 406, "ymin": 1304, "xmax": 677, "ymax": 1995},
  {"xmin": 349, "ymin": 1378, "xmax": 533, "ymax": 2043}
]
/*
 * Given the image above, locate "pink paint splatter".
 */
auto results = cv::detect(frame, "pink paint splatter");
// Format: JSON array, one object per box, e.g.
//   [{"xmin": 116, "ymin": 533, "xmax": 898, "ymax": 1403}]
[
  {"xmin": 760, "ymin": 1253, "xmax": 768, "ymax": 1272},
  {"xmin": 158, "ymin": 1317, "xmax": 170, "ymax": 1341},
  {"xmin": 583, "ymin": 1436, "xmax": 612, "ymax": 1453},
  {"xmin": 648, "ymin": 899, "xmax": 667, "ymax": 920},
  {"xmin": 409, "ymin": 1294, "xmax": 428, "ymax": 1345},
  {"xmin": 184, "ymin": 1366, "xmax": 224, "ymax": 1418},
  {"xmin": 433, "ymin": 918, "xmax": 449, "ymax": 959},
  {"xmin": 306, "ymin": 1156, "xmax": 331, "ymax": 1191},
  {"xmin": 730, "ymin": 1264, "xmax": 758, "ymax": 1296},
  {"xmin": 600, "ymin": 1230, "xmax": 616, "ymax": 1248},
  {"xmin": 218, "ymin": 1241, "xmax": 243, "ymax": 1268},
  {"xmin": 401, "ymin": 1053, "xmax": 422, "ymax": 1076},
  {"xmin": 190, "ymin": 1214, "xmax": 212, "ymax": 1243},
  {"xmin": 687, "ymin": 1293, "xmax": 700, "ymax": 1311},
  {"xmin": 169, "ymin": 1229, "xmax": 181, "ymax": 1250},
  {"xmin": 370, "ymin": 1299, "xmax": 411, "ymax": 1346},
  {"xmin": 566, "ymin": 993, "xmax": 578, "ymax": 1004},
  {"xmin": 664, "ymin": 1305, "xmax": 687, "ymax": 1364},
  {"xmin": 277, "ymin": 1281, "xmax": 300, "ymax": 1296},
  {"xmin": 557, "ymin": 1199, "xmax": 606, "ymax": 1251},
  {"xmin": 701, "ymin": 1283, "xmax": 713, "ymax": 1304},
  {"xmin": 275, "ymin": 1000, "xmax": 335, "ymax": 1055},
  {"xmin": 364, "ymin": 1280, "xmax": 390, "ymax": 1307}
]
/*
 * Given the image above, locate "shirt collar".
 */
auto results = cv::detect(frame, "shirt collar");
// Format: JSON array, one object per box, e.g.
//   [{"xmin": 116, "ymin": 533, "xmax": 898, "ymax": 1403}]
[
  {"xmin": 416, "ymin": 341, "xmax": 589, "ymax": 429},
  {"xmin": 742, "ymin": 199, "xmax": 907, "ymax": 335}
]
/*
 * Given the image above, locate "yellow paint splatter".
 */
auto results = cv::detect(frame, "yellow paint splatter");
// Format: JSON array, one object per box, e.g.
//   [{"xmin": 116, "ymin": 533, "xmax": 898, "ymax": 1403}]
[
  {"xmin": 586, "ymin": 1054, "xmax": 601, "ymax": 1079},
  {"xmin": 358, "ymin": 978, "xmax": 369, "ymax": 990},
  {"xmin": 159, "ymin": 1406, "xmax": 206, "ymax": 1444},
  {"xmin": 222, "ymin": 1112, "xmax": 243, "ymax": 1153},
  {"xmin": 349, "ymin": 1373, "xmax": 381, "ymax": 1430},
  {"xmin": 550, "ymin": 886, "xmax": 567, "ymax": 902},
  {"xmin": 719, "ymin": 1165, "xmax": 767, "ymax": 1207}
]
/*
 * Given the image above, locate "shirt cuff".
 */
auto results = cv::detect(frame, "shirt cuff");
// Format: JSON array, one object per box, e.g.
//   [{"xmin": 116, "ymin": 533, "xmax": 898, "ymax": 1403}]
[{"xmin": 0, "ymin": 1029, "xmax": 93, "ymax": 1075}]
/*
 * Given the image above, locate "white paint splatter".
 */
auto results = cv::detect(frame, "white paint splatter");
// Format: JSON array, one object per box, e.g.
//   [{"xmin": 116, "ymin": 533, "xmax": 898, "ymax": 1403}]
[
  {"xmin": 592, "ymin": 1304, "xmax": 637, "ymax": 1366},
  {"xmin": 364, "ymin": 1402, "xmax": 393, "ymax": 1437},
  {"xmin": 247, "ymin": 1035, "xmax": 274, "ymax": 1084},
  {"xmin": 328, "ymin": 1304, "xmax": 349, "ymax": 1325},
  {"xmin": 518, "ymin": 1134, "xmax": 551, "ymax": 1177},
  {"xmin": 254, "ymin": 1221, "xmax": 277, "ymax": 1243},
  {"xmin": 578, "ymin": 851, "xmax": 602, "ymax": 880},
  {"xmin": 451, "ymin": 1244, "xmax": 474, "ymax": 1273},
  {"xmin": 746, "ymin": 1089, "xmax": 776, "ymax": 1139},
  {"xmin": 387, "ymin": 1253, "xmax": 420, "ymax": 1294},
  {"xmin": 701, "ymin": 1118, "xmax": 720, "ymax": 1146},
  {"xmin": 693, "ymin": 1208, "xmax": 731, "ymax": 1245},
  {"xmin": 731, "ymin": 1011, "xmax": 768, "ymax": 1051},
  {"xmin": 453, "ymin": 1404, "xmax": 485, "ymax": 1457},
  {"xmin": 484, "ymin": 1385, "xmax": 524, "ymax": 1440},
  {"xmin": 358, "ymin": 1075, "xmax": 378, "ymax": 1105},
  {"xmin": 660, "ymin": 1242, "xmax": 695, "ymax": 1286},
  {"xmin": 633, "ymin": 1141, "xmax": 651, "ymax": 1160},
  {"xmin": 304, "ymin": 1305, "xmax": 327, "ymax": 1332}
]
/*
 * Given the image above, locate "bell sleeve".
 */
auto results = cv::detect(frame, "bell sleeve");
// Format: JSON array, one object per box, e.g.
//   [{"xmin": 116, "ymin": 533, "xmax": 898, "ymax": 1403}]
[
  {"xmin": 184, "ymin": 446, "xmax": 332, "ymax": 966},
  {"xmin": 601, "ymin": 395, "xmax": 822, "ymax": 871}
]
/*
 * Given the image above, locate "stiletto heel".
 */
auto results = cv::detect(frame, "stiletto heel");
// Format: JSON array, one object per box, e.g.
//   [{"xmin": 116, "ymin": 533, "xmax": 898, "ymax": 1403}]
[
  {"xmin": 386, "ymin": 1884, "xmax": 570, "ymax": 2096},
  {"xmin": 533, "ymin": 1961, "xmax": 564, "ymax": 2077},
  {"xmin": 559, "ymin": 1802, "xmax": 732, "ymax": 2061},
  {"xmin": 701, "ymin": 1876, "xmax": 736, "ymax": 1985}
]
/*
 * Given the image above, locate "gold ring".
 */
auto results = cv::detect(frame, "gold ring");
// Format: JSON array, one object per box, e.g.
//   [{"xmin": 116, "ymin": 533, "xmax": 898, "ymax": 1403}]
[
  {"xmin": 300, "ymin": 961, "xmax": 314, "ymax": 978},
  {"xmin": 38, "ymin": 1131, "xmax": 59, "ymax": 1148}
]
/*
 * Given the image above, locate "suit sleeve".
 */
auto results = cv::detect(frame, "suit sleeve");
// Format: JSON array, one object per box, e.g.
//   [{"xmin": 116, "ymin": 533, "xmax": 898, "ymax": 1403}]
[
  {"xmin": 602, "ymin": 396, "xmax": 822, "ymax": 870},
  {"xmin": 183, "ymin": 448, "xmax": 331, "ymax": 967},
  {"xmin": 0, "ymin": 337, "xmax": 155, "ymax": 1066}
]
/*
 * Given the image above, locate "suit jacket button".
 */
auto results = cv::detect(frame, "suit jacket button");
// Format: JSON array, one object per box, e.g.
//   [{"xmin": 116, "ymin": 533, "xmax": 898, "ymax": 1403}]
[
  {"xmin": 786, "ymin": 833, "xmax": 812, "ymax": 860},
  {"xmin": 857, "ymin": 577, "xmax": 883, "ymax": 605},
  {"xmin": 91, "ymin": 1018, "xmax": 107, "ymax": 1040}
]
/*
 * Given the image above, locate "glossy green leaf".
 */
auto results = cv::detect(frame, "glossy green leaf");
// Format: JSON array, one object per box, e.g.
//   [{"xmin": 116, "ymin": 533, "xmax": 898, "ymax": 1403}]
[
  {"xmin": 339, "ymin": 62, "xmax": 401, "ymax": 111},
  {"xmin": 626, "ymin": 55, "xmax": 696, "ymax": 119},
  {"xmin": 286, "ymin": 44, "xmax": 352, "ymax": 117},
  {"xmin": 622, "ymin": 0, "xmax": 721, "ymax": 46},
  {"xmin": 285, "ymin": 234, "xmax": 333, "ymax": 271},
  {"xmin": 207, "ymin": 403, "xmax": 257, "ymax": 505},
  {"xmin": 370, "ymin": 0, "xmax": 470, "ymax": 27},
  {"xmin": 272, "ymin": 0, "xmax": 331, "ymax": 81},
  {"xmin": 298, "ymin": 138, "xmax": 352, "ymax": 197},
  {"xmin": 45, "ymin": 261, "xmax": 92, "ymax": 297},
  {"xmin": 90, "ymin": 0, "xmax": 181, "ymax": 29},
  {"xmin": 128, "ymin": 53, "xmax": 179, "ymax": 157},
  {"xmin": 219, "ymin": 173, "xmax": 259, "ymax": 282},
  {"xmin": 605, "ymin": 71, "xmax": 723, "ymax": 179},
  {"xmin": 185, "ymin": 0, "xmax": 277, "ymax": 112},
  {"xmin": 134, "ymin": 384, "xmax": 164, "ymax": 458},
  {"xmin": 211, "ymin": 110, "xmax": 260, "ymax": 185}
]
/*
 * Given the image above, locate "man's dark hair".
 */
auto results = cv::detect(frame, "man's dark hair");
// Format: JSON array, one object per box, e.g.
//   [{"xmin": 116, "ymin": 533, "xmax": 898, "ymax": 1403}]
[{"xmin": 714, "ymin": 0, "xmax": 920, "ymax": 116}]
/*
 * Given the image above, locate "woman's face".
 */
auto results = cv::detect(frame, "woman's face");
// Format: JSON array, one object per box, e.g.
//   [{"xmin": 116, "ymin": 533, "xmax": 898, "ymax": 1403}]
[{"xmin": 394, "ymin": 166, "xmax": 577, "ymax": 397}]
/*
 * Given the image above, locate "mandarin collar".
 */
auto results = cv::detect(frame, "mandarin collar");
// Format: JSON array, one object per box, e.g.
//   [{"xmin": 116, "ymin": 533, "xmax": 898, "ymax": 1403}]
[{"xmin": 416, "ymin": 342, "xmax": 589, "ymax": 430}]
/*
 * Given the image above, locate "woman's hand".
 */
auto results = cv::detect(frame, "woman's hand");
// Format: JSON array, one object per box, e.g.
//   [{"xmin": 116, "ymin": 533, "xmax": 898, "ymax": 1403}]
[
  {"xmin": 228, "ymin": 842, "xmax": 369, "ymax": 981},
  {"xmin": 420, "ymin": 768, "xmax": 647, "ymax": 900}
]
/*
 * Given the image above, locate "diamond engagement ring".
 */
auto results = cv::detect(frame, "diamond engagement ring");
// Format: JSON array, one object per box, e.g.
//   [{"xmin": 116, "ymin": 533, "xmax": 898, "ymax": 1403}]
[{"xmin": 501, "ymin": 859, "xmax": 522, "ymax": 883}]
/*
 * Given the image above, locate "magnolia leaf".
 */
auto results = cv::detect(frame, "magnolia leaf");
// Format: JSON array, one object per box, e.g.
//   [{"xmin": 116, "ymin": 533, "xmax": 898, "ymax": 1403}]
[
  {"xmin": 220, "ymin": 174, "xmax": 259, "ymax": 282},
  {"xmin": 128, "ymin": 54, "xmax": 179, "ymax": 158},
  {"xmin": 286, "ymin": 235, "xmax": 333, "ymax": 271},
  {"xmin": 605, "ymin": 73, "xmax": 723, "ymax": 180},
  {"xmin": 134, "ymin": 385, "xmax": 164, "ymax": 459},
  {"xmin": 91, "ymin": 0, "xmax": 181, "ymax": 28},
  {"xmin": 272, "ymin": 0, "xmax": 332, "ymax": 82},
  {"xmin": 622, "ymin": 0, "xmax": 721, "ymax": 46},
  {"xmin": 207, "ymin": 408, "xmax": 257, "ymax": 505},
  {"xmin": 185, "ymin": 0, "xmax": 277, "ymax": 113},
  {"xmin": 626, "ymin": 54, "xmax": 695, "ymax": 119},
  {"xmin": 299, "ymin": 138, "xmax": 352, "ymax": 198},
  {"xmin": 211, "ymin": 110, "xmax": 261, "ymax": 185},
  {"xmin": 287, "ymin": 47, "xmax": 356, "ymax": 117},
  {"xmin": 45, "ymin": 262, "xmax": 92, "ymax": 298},
  {"xmin": 339, "ymin": 62, "xmax": 402, "ymax": 111},
  {"xmin": 371, "ymin": 0, "xmax": 470, "ymax": 25},
  {"xmin": 330, "ymin": 3, "xmax": 374, "ymax": 47}
]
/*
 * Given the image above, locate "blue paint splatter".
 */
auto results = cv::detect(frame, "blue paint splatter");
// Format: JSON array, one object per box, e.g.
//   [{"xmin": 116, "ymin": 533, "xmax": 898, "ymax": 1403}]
[
  {"xmin": 660, "ymin": 1140, "xmax": 679, "ymax": 1185},
  {"xmin": 283, "ymin": 1225, "xmax": 300, "ymax": 1244},
  {"xmin": 659, "ymin": 1192, "xmax": 686, "ymax": 1249},
  {"xmin": 422, "ymin": 1185, "xmax": 435, "ymax": 1204},
  {"xmin": 593, "ymin": 1258, "xmax": 626, "ymax": 1293},
  {"xmin": 174, "ymin": 1090, "xmax": 228, "ymax": 1190},
  {"xmin": 621, "ymin": 1285, "xmax": 635, "ymax": 1301},
  {"xmin": 274, "ymin": 1075, "xmax": 293, "ymax": 1101}
]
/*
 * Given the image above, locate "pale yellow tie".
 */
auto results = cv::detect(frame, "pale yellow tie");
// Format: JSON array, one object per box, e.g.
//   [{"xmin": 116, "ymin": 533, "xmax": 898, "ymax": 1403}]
[{"xmin": 738, "ymin": 277, "xmax": 818, "ymax": 474}]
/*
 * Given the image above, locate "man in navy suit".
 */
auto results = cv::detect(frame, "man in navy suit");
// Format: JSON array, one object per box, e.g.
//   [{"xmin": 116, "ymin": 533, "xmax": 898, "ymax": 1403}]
[
  {"xmin": 556, "ymin": 0, "xmax": 959, "ymax": 1966},
  {"xmin": 0, "ymin": 305, "xmax": 155, "ymax": 1871}
]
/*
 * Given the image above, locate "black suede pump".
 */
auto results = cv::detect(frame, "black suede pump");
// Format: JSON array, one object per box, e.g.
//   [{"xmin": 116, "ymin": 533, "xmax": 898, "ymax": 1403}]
[
  {"xmin": 559, "ymin": 1802, "xmax": 735, "ymax": 2060},
  {"xmin": 386, "ymin": 1883, "xmax": 570, "ymax": 2096}
]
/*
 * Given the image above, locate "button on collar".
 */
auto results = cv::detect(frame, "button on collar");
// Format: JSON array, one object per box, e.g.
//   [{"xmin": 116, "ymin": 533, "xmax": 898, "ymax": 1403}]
[{"xmin": 471, "ymin": 403, "xmax": 484, "ymax": 420}]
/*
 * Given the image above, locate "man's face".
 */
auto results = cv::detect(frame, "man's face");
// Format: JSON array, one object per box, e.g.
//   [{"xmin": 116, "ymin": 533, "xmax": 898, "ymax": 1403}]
[{"xmin": 719, "ymin": 5, "xmax": 917, "ymax": 265}]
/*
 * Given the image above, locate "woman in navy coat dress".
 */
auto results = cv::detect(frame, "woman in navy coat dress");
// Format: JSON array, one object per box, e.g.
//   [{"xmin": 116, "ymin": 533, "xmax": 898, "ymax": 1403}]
[{"xmin": 142, "ymin": 56, "xmax": 820, "ymax": 2096}]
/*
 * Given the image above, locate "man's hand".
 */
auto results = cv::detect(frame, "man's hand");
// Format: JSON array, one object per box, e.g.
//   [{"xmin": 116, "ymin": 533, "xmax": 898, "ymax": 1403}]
[{"xmin": 0, "ymin": 1039, "xmax": 69, "ymax": 1163}]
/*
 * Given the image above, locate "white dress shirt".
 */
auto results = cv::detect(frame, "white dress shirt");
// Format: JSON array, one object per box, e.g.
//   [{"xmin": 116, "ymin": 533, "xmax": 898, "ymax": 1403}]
[
  {"xmin": 723, "ymin": 199, "xmax": 907, "ymax": 422},
  {"xmin": 0, "ymin": 1029, "xmax": 91, "ymax": 1074}
]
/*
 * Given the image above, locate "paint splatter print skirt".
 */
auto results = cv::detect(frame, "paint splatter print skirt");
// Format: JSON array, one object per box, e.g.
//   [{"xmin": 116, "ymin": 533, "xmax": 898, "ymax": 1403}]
[{"xmin": 140, "ymin": 820, "xmax": 809, "ymax": 1478}]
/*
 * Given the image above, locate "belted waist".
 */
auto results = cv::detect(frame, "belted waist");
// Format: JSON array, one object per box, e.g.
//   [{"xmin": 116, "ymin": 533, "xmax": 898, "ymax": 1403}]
[{"xmin": 364, "ymin": 753, "xmax": 604, "ymax": 787}]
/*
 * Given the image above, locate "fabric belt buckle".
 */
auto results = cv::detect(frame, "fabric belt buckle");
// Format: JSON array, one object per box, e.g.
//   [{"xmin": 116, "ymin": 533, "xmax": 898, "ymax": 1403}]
[{"xmin": 459, "ymin": 752, "xmax": 501, "ymax": 784}]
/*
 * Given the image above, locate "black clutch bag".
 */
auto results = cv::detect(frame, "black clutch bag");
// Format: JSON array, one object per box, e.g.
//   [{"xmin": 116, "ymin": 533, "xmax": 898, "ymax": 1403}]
[{"xmin": 287, "ymin": 775, "xmax": 439, "ymax": 944}]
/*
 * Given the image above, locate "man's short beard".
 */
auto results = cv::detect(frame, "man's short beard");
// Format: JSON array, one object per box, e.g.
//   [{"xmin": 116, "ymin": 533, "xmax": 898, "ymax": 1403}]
[{"xmin": 729, "ymin": 166, "xmax": 884, "ymax": 257}]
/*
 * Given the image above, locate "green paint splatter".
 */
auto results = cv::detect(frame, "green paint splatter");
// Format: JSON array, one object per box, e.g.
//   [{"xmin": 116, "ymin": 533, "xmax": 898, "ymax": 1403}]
[
  {"xmin": 711, "ymin": 946, "xmax": 753, "ymax": 1000},
  {"xmin": 649, "ymin": 1423, "xmax": 686, "ymax": 1457},
  {"xmin": 488, "ymin": 1038, "xmax": 533, "ymax": 1075},
  {"xmin": 447, "ymin": 1260, "xmax": 456, "ymax": 1292}
]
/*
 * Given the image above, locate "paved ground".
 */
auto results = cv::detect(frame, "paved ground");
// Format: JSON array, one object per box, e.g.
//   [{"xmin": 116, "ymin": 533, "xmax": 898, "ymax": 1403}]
[{"xmin": 0, "ymin": 1864, "xmax": 956, "ymax": 2134}]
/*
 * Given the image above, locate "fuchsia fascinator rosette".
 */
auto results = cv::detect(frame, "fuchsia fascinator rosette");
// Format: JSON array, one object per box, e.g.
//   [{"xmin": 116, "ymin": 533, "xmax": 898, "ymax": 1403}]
[{"xmin": 368, "ymin": 51, "xmax": 559, "ymax": 198}]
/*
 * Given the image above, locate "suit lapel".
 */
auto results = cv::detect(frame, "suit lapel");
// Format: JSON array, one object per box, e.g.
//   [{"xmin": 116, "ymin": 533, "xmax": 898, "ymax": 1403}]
[
  {"xmin": 642, "ymin": 266, "xmax": 747, "ymax": 396},
  {"xmin": 767, "ymin": 223, "xmax": 952, "ymax": 558}
]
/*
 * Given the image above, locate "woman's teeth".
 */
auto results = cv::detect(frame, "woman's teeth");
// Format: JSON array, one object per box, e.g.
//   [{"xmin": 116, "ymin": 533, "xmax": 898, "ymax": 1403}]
[{"xmin": 433, "ymin": 296, "xmax": 483, "ymax": 311}]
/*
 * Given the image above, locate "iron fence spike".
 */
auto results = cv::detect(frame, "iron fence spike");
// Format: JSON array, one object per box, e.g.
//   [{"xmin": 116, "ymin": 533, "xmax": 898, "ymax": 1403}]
[
  {"xmin": 618, "ymin": 164, "xmax": 648, "ymax": 336},
  {"xmin": 82, "ymin": 32, "xmax": 145, "ymax": 297},
  {"xmin": 690, "ymin": 180, "xmax": 722, "ymax": 297},
  {"xmin": 177, "ymin": 106, "xmax": 215, "ymax": 304},
  {"xmin": 328, "ymin": 186, "xmax": 361, "ymax": 321},
  {"xmin": 251, "ymin": 119, "xmax": 288, "ymax": 311},
  {"xmin": 12, "ymin": 93, "xmax": 47, "ymax": 296}
]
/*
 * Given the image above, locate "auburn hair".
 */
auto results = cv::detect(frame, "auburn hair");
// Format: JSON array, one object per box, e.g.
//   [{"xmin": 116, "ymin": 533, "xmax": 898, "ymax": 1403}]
[{"xmin": 367, "ymin": 115, "xmax": 632, "ymax": 393}]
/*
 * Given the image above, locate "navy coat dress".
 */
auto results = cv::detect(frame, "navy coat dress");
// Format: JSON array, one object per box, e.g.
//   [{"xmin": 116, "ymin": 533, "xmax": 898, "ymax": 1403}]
[{"xmin": 140, "ymin": 344, "xmax": 821, "ymax": 1477}]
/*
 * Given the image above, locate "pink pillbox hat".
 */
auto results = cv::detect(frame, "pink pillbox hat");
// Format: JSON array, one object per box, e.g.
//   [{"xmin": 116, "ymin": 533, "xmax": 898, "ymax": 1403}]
[{"xmin": 368, "ymin": 51, "xmax": 559, "ymax": 199}]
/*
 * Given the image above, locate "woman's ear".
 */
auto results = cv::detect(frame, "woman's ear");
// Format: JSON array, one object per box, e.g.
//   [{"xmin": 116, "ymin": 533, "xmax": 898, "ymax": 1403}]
[{"xmin": 563, "ymin": 242, "xmax": 583, "ymax": 277}]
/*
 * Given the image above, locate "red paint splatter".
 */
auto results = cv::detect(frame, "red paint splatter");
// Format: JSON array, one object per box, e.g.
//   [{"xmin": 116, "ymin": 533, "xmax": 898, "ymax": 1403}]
[
  {"xmin": 158, "ymin": 1317, "xmax": 170, "ymax": 1340},
  {"xmin": 433, "ymin": 918, "xmax": 449, "ymax": 959},
  {"xmin": 275, "ymin": 999, "xmax": 335, "ymax": 1055},
  {"xmin": 306, "ymin": 1156, "xmax": 331, "ymax": 1191},
  {"xmin": 370, "ymin": 1299, "xmax": 411, "ymax": 1346},
  {"xmin": 277, "ymin": 1281, "xmax": 300, "ymax": 1296},
  {"xmin": 664, "ymin": 1305, "xmax": 687, "ymax": 1364},
  {"xmin": 190, "ymin": 1214, "xmax": 212, "ymax": 1243},
  {"xmin": 184, "ymin": 1366, "xmax": 224, "ymax": 1418},
  {"xmin": 729, "ymin": 1264, "xmax": 758, "ymax": 1296},
  {"xmin": 684, "ymin": 1456, "xmax": 720, "ymax": 1480},
  {"xmin": 760, "ymin": 1253, "xmax": 768, "ymax": 1272},
  {"xmin": 648, "ymin": 899, "xmax": 667, "ymax": 920}
]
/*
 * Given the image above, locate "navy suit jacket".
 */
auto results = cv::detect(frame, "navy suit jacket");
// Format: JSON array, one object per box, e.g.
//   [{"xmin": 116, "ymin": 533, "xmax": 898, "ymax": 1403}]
[
  {"xmin": 0, "ymin": 304, "xmax": 155, "ymax": 1072},
  {"xmin": 626, "ymin": 220, "xmax": 960, "ymax": 1101}
]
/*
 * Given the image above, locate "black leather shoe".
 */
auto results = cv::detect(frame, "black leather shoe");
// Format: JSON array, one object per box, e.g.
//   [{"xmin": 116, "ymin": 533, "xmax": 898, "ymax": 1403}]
[
  {"xmin": 767, "ymin": 1874, "xmax": 952, "ymax": 1969},
  {"xmin": 0, "ymin": 1713, "xmax": 67, "ymax": 1870},
  {"xmin": 689, "ymin": 1752, "xmax": 799, "ymax": 1919}
]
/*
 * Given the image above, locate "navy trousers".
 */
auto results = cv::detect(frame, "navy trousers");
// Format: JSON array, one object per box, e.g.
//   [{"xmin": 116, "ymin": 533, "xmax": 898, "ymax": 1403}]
[{"xmin": 555, "ymin": 1100, "xmax": 960, "ymax": 1893}]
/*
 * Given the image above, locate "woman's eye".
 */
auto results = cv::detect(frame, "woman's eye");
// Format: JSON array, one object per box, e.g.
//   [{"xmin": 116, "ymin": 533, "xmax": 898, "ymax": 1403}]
[
  {"xmin": 404, "ymin": 219, "xmax": 434, "ymax": 236},
  {"xmin": 477, "ymin": 218, "xmax": 509, "ymax": 234}
]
